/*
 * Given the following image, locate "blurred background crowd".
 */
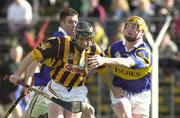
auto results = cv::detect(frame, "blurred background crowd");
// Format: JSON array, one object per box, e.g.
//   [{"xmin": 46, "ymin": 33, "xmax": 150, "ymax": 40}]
[{"xmin": 0, "ymin": 0, "xmax": 180, "ymax": 118}]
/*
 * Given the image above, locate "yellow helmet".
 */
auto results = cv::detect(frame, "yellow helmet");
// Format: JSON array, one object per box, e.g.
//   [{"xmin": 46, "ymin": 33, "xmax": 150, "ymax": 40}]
[{"xmin": 125, "ymin": 16, "xmax": 147, "ymax": 31}]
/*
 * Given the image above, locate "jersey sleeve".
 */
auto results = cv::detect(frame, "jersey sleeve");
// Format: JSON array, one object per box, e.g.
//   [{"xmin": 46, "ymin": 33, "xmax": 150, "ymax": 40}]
[
  {"xmin": 131, "ymin": 47, "xmax": 152, "ymax": 68},
  {"xmin": 30, "ymin": 37, "xmax": 60, "ymax": 61}
]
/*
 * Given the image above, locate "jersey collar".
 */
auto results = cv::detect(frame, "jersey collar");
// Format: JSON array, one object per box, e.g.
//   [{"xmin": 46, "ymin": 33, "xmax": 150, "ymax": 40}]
[
  {"xmin": 58, "ymin": 27, "xmax": 67, "ymax": 36},
  {"xmin": 122, "ymin": 38, "xmax": 144, "ymax": 52}
]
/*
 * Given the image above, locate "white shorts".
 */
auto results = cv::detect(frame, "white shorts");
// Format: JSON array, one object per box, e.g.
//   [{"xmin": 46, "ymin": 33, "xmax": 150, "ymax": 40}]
[
  {"xmin": 110, "ymin": 90, "xmax": 151, "ymax": 117},
  {"xmin": 45, "ymin": 80, "xmax": 88, "ymax": 104},
  {"xmin": 25, "ymin": 86, "xmax": 48, "ymax": 117}
]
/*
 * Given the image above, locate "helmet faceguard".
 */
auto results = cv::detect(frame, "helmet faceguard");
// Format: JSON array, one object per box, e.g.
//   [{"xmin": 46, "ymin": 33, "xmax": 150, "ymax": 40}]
[
  {"xmin": 124, "ymin": 16, "xmax": 146, "ymax": 42},
  {"xmin": 75, "ymin": 21, "xmax": 95, "ymax": 40},
  {"xmin": 74, "ymin": 21, "xmax": 95, "ymax": 50}
]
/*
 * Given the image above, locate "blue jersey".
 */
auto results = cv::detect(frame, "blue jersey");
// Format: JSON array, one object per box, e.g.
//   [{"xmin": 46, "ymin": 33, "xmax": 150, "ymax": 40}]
[
  {"xmin": 53, "ymin": 31, "xmax": 65, "ymax": 37},
  {"xmin": 33, "ymin": 64, "xmax": 51, "ymax": 86},
  {"xmin": 105, "ymin": 39, "xmax": 152, "ymax": 93},
  {"xmin": 33, "ymin": 31, "xmax": 65, "ymax": 86}
]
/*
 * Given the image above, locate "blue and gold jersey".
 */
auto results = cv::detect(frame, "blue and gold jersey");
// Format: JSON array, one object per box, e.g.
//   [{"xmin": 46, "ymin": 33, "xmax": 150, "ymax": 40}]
[
  {"xmin": 105, "ymin": 39, "xmax": 152, "ymax": 93},
  {"xmin": 30, "ymin": 36, "xmax": 104, "ymax": 88}
]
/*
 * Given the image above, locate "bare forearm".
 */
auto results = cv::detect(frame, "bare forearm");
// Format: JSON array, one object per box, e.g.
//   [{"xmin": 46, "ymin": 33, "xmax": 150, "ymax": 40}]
[
  {"xmin": 26, "ymin": 61, "xmax": 38, "ymax": 78},
  {"xmin": 104, "ymin": 57, "xmax": 135, "ymax": 67},
  {"xmin": 88, "ymin": 55, "xmax": 135, "ymax": 69},
  {"xmin": 14, "ymin": 53, "xmax": 35, "ymax": 77}
]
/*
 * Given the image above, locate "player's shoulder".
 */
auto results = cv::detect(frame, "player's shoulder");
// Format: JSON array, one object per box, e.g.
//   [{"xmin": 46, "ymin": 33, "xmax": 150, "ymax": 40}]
[
  {"xmin": 46, "ymin": 36, "xmax": 56, "ymax": 41},
  {"xmin": 135, "ymin": 43, "xmax": 152, "ymax": 60},
  {"xmin": 47, "ymin": 35, "xmax": 71, "ymax": 42},
  {"xmin": 136, "ymin": 42, "xmax": 151, "ymax": 53},
  {"xmin": 111, "ymin": 40, "xmax": 124, "ymax": 48},
  {"xmin": 107, "ymin": 40, "xmax": 124, "ymax": 53}
]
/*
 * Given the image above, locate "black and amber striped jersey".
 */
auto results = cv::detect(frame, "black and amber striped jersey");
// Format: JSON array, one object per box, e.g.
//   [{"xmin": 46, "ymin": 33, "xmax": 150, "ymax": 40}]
[{"xmin": 30, "ymin": 36, "xmax": 104, "ymax": 87}]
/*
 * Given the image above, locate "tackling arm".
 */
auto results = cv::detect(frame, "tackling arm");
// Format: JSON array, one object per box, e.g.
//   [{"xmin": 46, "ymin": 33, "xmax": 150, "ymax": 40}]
[
  {"xmin": 103, "ymin": 57, "xmax": 135, "ymax": 67},
  {"xmin": 89, "ymin": 55, "xmax": 135, "ymax": 69}
]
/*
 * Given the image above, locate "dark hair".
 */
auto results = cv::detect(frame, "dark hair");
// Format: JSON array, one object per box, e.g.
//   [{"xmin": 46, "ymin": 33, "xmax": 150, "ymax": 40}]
[{"xmin": 59, "ymin": 8, "xmax": 78, "ymax": 22}]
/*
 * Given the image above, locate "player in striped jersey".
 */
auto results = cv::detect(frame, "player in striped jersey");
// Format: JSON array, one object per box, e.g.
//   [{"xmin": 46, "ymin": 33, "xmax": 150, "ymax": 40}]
[
  {"xmin": 23, "ymin": 7, "xmax": 79, "ymax": 118},
  {"xmin": 9, "ymin": 21, "xmax": 104, "ymax": 118},
  {"xmin": 88, "ymin": 16, "xmax": 152, "ymax": 118},
  {"xmin": 23, "ymin": 8, "xmax": 95, "ymax": 118}
]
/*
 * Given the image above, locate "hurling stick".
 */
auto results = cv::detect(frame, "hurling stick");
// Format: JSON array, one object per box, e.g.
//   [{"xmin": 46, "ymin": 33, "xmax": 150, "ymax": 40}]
[
  {"xmin": 2, "ymin": 93, "xmax": 24, "ymax": 118},
  {"xmin": 18, "ymin": 80, "xmax": 83, "ymax": 113}
]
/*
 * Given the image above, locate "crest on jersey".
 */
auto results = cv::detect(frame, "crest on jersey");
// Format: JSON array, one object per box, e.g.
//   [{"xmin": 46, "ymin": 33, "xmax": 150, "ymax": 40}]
[
  {"xmin": 137, "ymin": 51, "xmax": 146, "ymax": 59},
  {"xmin": 39, "ymin": 42, "xmax": 51, "ymax": 50},
  {"xmin": 115, "ymin": 51, "xmax": 121, "ymax": 57}
]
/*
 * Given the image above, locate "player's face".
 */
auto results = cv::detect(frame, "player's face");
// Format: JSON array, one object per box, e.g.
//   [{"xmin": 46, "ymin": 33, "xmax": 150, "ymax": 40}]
[
  {"xmin": 76, "ymin": 37, "xmax": 93, "ymax": 50},
  {"xmin": 61, "ymin": 15, "xmax": 78, "ymax": 38},
  {"xmin": 123, "ymin": 22, "xmax": 143, "ymax": 42}
]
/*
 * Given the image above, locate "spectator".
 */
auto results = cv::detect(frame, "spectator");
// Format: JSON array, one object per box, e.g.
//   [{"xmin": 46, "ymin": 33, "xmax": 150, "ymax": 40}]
[
  {"xmin": 99, "ymin": 0, "xmax": 112, "ymax": 15},
  {"xmin": 159, "ymin": 33, "xmax": 178, "ymax": 60},
  {"xmin": 151, "ymin": 0, "xmax": 178, "ymax": 38},
  {"xmin": 110, "ymin": 0, "xmax": 131, "ymax": 21},
  {"xmin": 172, "ymin": 17, "xmax": 180, "ymax": 49},
  {"xmin": 159, "ymin": 33, "xmax": 179, "ymax": 76},
  {"xmin": 68, "ymin": 0, "xmax": 89, "ymax": 17},
  {"xmin": 127, "ymin": 0, "xmax": 140, "ymax": 12},
  {"xmin": 92, "ymin": 20, "xmax": 109, "ymax": 50},
  {"xmin": 87, "ymin": 0, "xmax": 106, "ymax": 23},
  {"xmin": 7, "ymin": 0, "xmax": 33, "ymax": 53},
  {"xmin": 0, "ymin": 45, "xmax": 24, "ymax": 118},
  {"xmin": 111, "ymin": 22, "xmax": 125, "ymax": 44},
  {"xmin": 0, "ymin": 0, "xmax": 12, "ymax": 18},
  {"xmin": 7, "ymin": 0, "xmax": 33, "ymax": 34},
  {"xmin": 132, "ymin": 0, "xmax": 154, "ymax": 25}
]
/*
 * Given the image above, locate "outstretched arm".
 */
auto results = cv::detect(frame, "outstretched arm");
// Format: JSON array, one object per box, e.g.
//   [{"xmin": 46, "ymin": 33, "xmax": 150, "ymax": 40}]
[
  {"xmin": 9, "ymin": 53, "xmax": 35, "ymax": 84},
  {"xmin": 25, "ymin": 61, "xmax": 39, "ymax": 85},
  {"xmin": 88, "ymin": 55, "xmax": 135, "ymax": 69}
]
